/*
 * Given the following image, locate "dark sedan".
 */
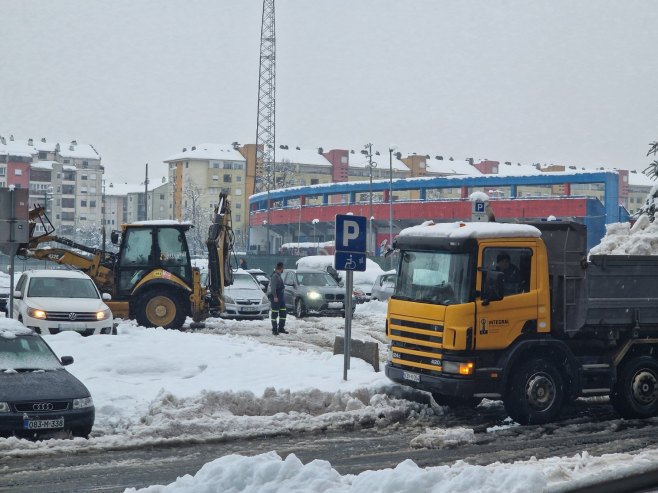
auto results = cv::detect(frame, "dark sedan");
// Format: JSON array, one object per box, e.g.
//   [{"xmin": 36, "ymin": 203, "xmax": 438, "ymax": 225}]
[
  {"xmin": 0, "ymin": 319, "xmax": 95, "ymax": 439},
  {"xmin": 282, "ymin": 269, "xmax": 353, "ymax": 318}
]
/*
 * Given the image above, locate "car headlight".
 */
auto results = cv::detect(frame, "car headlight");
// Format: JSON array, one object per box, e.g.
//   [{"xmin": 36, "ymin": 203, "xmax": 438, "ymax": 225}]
[
  {"xmin": 96, "ymin": 309, "xmax": 112, "ymax": 321},
  {"xmin": 73, "ymin": 397, "xmax": 94, "ymax": 409},
  {"xmin": 0, "ymin": 402, "xmax": 10, "ymax": 413},
  {"xmin": 261, "ymin": 295, "xmax": 269, "ymax": 304},
  {"xmin": 306, "ymin": 291, "xmax": 322, "ymax": 300},
  {"xmin": 27, "ymin": 307, "xmax": 47, "ymax": 319},
  {"xmin": 224, "ymin": 295, "xmax": 235, "ymax": 304}
]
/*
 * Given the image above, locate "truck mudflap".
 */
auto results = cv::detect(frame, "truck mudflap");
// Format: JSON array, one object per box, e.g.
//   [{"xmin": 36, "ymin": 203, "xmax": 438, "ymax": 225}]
[{"xmin": 385, "ymin": 364, "xmax": 503, "ymax": 399}]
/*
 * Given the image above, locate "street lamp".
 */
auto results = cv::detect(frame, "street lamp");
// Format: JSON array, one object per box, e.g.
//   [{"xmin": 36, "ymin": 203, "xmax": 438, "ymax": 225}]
[
  {"xmin": 312, "ymin": 218, "xmax": 319, "ymax": 249},
  {"xmin": 361, "ymin": 143, "xmax": 377, "ymax": 254},
  {"xmin": 262, "ymin": 219, "xmax": 268, "ymax": 254},
  {"xmin": 388, "ymin": 145, "xmax": 397, "ymax": 265}
]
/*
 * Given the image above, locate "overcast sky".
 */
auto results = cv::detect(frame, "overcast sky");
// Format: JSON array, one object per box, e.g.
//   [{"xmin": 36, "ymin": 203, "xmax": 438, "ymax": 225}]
[{"xmin": 2, "ymin": 0, "xmax": 657, "ymax": 183}]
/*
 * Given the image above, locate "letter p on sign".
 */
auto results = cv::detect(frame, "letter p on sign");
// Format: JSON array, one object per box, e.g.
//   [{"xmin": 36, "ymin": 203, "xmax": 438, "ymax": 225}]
[{"xmin": 342, "ymin": 220, "xmax": 359, "ymax": 247}]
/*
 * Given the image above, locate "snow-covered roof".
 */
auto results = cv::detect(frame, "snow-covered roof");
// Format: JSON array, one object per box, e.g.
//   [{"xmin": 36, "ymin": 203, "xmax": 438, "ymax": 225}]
[
  {"xmin": 0, "ymin": 140, "xmax": 35, "ymax": 158},
  {"xmin": 425, "ymin": 158, "xmax": 482, "ymax": 176},
  {"xmin": 275, "ymin": 147, "xmax": 331, "ymax": 167},
  {"xmin": 347, "ymin": 152, "xmax": 410, "ymax": 172},
  {"xmin": 399, "ymin": 220, "xmax": 542, "ymax": 239},
  {"xmin": 164, "ymin": 144, "xmax": 246, "ymax": 163},
  {"xmin": 627, "ymin": 170, "xmax": 655, "ymax": 187},
  {"xmin": 130, "ymin": 220, "xmax": 192, "ymax": 226},
  {"xmin": 57, "ymin": 143, "xmax": 100, "ymax": 160},
  {"xmin": 11, "ymin": 138, "xmax": 57, "ymax": 153},
  {"xmin": 497, "ymin": 162, "xmax": 544, "ymax": 176}
]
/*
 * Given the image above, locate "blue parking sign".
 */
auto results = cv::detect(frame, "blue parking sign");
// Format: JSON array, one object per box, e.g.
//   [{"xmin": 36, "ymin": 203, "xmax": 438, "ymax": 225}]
[{"xmin": 335, "ymin": 215, "xmax": 366, "ymax": 253}]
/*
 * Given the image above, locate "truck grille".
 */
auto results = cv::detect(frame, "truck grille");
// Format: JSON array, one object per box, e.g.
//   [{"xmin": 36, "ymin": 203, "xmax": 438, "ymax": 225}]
[
  {"xmin": 389, "ymin": 318, "xmax": 443, "ymax": 373},
  {"xmin": 46, "ymin": 312, "xmax": 98, "ymax": 322}
]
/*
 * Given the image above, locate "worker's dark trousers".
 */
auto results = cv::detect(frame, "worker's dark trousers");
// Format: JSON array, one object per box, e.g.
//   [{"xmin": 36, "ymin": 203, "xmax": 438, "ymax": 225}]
[{"xmin": 271, "ymin": 298, "xmax": 286, "ymax": 332}]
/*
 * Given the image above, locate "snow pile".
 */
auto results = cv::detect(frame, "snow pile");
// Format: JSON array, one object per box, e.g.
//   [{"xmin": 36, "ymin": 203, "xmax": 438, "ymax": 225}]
[
  {"xmin": 410, "ymin": 427, "xmax": 476, "ymax": 449},
  {"xmin": 126, "ymin": 448, "xmax": 658, "ymax": 493},
  {"xmin": 589, "ymin": 216, "xmax": 658, "ymax": 256},
  {"xmin": 398, "ymin": 221, "xmax": 541, "ymax": 240}
]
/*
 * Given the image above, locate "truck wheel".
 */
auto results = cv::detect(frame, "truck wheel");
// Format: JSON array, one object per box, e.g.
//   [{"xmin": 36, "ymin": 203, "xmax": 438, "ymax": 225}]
[
  {"xmin": 432, "ymin": 393, "xmax": 482, "ymax": 409},
  {"xmin": 504, "ymin": 358, "xmax": 564, "ymax": 425},
  {"xmin": 136, "ymin": 290, "xmax": 186, "ymax": 329},
  {"xmin": 610, "ymin": 356, "xmax": 658, "ymax": 419},
  {"xmin": 295, "ymin": 299, "xmax": 306, "ymax": 319}
]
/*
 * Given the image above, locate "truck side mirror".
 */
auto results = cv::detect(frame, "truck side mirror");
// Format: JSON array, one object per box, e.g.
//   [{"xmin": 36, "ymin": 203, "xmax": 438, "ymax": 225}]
[
  {"xmin": 481, "ymin": 270, "xmax": 504, "ymax": 306},
  {"xmin": 110, "ymin": 231, "xmax": 120, "ymax": 245}
]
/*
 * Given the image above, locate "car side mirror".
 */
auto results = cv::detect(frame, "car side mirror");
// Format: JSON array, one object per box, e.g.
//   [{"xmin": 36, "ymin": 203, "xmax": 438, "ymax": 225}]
[
  {"xmin": 481, "ymin": 270, "xmax": 504, "ymax": 306},
  {"xmin": 13, "ymin": 290, "xmax": 22, "ymax": 299},
  {"xmin": 60, "ymin": 356, "xmax": 74, "ymax": 366},
  {"xmin": 102, "ymin": 293, "xmax": 112, "ymax": 301}
]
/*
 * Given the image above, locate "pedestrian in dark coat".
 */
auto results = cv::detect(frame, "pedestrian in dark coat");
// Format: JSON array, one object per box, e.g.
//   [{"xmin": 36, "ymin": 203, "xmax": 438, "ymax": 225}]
[
  {"xmin": 239, "ymin": 258, "xmax": 248, "ymax": 270},
  {"xmin": 269, "ymin": 262, "xmax": 288, "ymax": 335}
]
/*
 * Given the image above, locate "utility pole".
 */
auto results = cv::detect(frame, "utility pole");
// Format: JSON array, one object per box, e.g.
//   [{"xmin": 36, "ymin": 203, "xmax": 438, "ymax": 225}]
[
  {"xmin": 144, "ymin": 163, "xmax": 149, "ymax": 221},
  {"xmin": 361, "ymin": 143, "xmax": 376, "ymax": 254},
  {"xmin": 388, "ymin": 145, "xmax": 397, "ymax": 267}
]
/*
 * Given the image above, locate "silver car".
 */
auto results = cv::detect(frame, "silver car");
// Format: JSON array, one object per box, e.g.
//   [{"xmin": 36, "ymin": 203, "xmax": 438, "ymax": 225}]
[
  {"xmin": 282, "ymin": 269, "xmax": 349, "ymax": 318},
  {"xmin": 371, "ymin": 272, "xmax": 397, "ymax": 301},
  {"xmin": 221, "ymin": 272, "xmax": 271, "ymax": 320}
]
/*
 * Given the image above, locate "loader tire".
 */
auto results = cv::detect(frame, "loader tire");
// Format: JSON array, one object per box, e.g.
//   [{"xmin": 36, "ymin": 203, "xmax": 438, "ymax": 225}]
[
  {"xmin": 504, "ymin": 357, "xmax": 564, "ymax": 425},
  {"xmin": 136, "ymin": 290, "xmax": 187, "ymax": 329},
  {"xmin": 611, "ymin": 356, "xmax": 658, "ymax": 419}
]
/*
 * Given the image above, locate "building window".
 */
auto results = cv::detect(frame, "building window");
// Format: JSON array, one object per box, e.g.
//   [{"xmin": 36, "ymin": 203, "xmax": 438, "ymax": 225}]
[
  {"xmin": 223, "ymin": 174, "xmax": 232, "ymax": 183},
  {"xmin": 209, "ymin": 162, "xmax": 220, "ymax": 169},
  {"xmin": 236, "ymin": 176, "xmax": 242, "ymax": 182},
  {"xmin": 90, "ymin": 200, "xmax": 96, "ymax": 208},
  {"xmin": 160, "ymin": 194, "xmax": 165, "ymax": 200},
  {"xmin": 82, "ymin": 161, "xmax": 89, "ymax": 169},
  {"xmin": 38, "ymin": 151, "xmax": 47, "ymax": 159},
  {"xmin": 311, "ymin": 178, "xmax": 319, "ymax": 185},
  {"xmin": 212, "ymin": 175, "xmax": 219, "ymax": 181},
  {"xmin": 235, "ymin": 214, "xmax": 241, "ymax": 222},
  {"xmin": 63, "ymin": 159, "xmax": 70, "ymax": 164},
  {"xmin": 81, "ymin": 175, "xmax": 88, "ymax": 180},
  {"xmin": 90, "ymin": 173, "xmax": 97, "ymax": 180},
  {"xmin": 0, "ymin": 168, "xmax": 5, "ymax": 176},
  {"xmin": 235, "ymin": 189, "xmax": 242, "ymax": 196},
  {"xmin": 81, "ymin": 200, "xmax": 87, "ymax": 207},
  {"xmin": 235, "ymin": 203, "xmax": 241, "ymax": 209},
  {"xmin": 15, "ymin": 169, "xmax": 22, "ymax": 176},
  {"xmin": 223, "ymin": 162, "xmax": 232, "ymax": 169}
]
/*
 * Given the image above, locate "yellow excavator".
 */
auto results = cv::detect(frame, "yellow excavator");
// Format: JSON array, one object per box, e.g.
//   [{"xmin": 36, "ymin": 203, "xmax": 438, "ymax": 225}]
[{"xmin": 18, "ymin": 193, "xmax": 234, "ymax": 329}]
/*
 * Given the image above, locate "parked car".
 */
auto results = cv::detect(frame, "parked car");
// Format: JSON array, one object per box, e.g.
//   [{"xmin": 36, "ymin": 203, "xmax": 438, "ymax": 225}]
[
  {"xmin": 282, "ymin": 269, "xmax": 353, "ymax": 318},
  {"xmin": 371, "ymin": 271, "xmax": 397, "ymax": 301},
  {"xmin": 11, "ymin": 270, "xmax": 114, "ymax": 336},
  {"xmin": 0, "ymin": 318, "xmax": 95, "ymax": 438},
  {"xmin": 246, "ymin": 268, "xmax": 269, "ymax": 292},
  {"xmin": 221, "ymin": 271, "xmax": 270, "ymax": 320}
]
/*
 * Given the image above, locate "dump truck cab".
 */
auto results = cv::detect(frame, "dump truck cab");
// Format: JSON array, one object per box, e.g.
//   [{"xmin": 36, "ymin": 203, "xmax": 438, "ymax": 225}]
[{"xmin": 386, "ymin": 221, "xmax": 551, "ymax": 403}]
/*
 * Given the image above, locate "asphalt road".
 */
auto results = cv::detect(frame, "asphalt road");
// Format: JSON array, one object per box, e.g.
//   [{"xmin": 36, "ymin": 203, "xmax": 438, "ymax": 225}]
[{"xmin": 4, "ymin": 399, "xmax": 658, "ymax": 492}]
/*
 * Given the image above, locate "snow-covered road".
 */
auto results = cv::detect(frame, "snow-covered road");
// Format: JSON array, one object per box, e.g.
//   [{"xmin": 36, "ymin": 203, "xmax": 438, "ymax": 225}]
[{"xmin": 4, "ymin": 300, "xmax": 658, "ymax": 492}]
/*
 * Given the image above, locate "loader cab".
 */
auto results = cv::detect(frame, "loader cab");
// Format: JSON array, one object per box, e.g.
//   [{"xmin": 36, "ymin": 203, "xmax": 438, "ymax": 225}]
[{"xmin": 115, "ymin": 223, "xmax": 193, "ymax": 295}]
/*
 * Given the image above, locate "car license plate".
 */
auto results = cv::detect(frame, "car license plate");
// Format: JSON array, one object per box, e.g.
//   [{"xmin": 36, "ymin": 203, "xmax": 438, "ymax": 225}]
[
  {"xmin": 58, "ymin": 323, "xmax": 85, "ymax": 331},
  {"xmin": 328, "ymin": 302, "xmax": 343, "ymax": 309},
  {"xmin": 402, "ymin": 371, "xmax": 420, "ymax": 383},
  {"xmin": 23, "ymin": 417, "xmax": 64, "ymax": 430},
  {"xmin": 241, "ymin": 306, "xmax": 259, "ymax": 312}
]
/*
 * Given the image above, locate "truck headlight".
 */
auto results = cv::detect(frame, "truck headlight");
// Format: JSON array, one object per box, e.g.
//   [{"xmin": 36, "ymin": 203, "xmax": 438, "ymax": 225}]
[
  {"xmin": 0, "ymin": 402, "xmax": 10, "ymax": 412},
  {"xmin": 27, "ymin": 308, "xmax": 47, "ymax": 319},
  {"xmin": 442, "ymin": 361, "xmax": 474, "ymax": 375},
  {"xmin": 73, "ymin": 397, "xmax": 94, "ymax": 409},
  {"xmin": 96, "ymin": 309, "xmax": 112, "ymax": 321},
  {"xmin": 306, "ymin": 291, "xmax": 322, "ymax": 300}
]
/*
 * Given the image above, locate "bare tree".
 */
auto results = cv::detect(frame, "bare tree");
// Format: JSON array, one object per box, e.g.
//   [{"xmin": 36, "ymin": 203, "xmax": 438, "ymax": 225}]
[{"xmin": 182, "ymin": 181, "xmax": 212, "ymax": 256}]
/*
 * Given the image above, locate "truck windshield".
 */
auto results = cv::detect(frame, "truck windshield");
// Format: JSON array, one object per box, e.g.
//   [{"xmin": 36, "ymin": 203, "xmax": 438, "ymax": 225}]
[{"xmin": 395, "ymin": 251, "xmax": 472, "ymax": 305}]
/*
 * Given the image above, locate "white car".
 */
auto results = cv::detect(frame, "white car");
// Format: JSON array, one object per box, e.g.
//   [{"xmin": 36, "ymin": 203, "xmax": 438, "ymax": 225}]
[
  {"xmin": 221, "ymin": 271, "xmax": 270, "ymax": 320},
  {"xmin": 11, "ymin": 270, "xmax": 114, "ymax": 336}
]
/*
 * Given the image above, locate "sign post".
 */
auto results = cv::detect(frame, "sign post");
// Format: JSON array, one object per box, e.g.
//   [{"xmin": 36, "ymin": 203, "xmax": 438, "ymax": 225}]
[
  {"xmin": 0, "ymin": 188, "xmax": 29, "ymax": 319},
  {"xmin": 335, "ymin": 214, "xmax": 367, "ymax": 380}
]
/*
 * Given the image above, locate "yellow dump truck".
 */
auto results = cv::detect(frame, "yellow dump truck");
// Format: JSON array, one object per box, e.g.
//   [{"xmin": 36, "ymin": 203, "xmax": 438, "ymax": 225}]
[{"xmin": 386, "ymin": 220, "xmax": 658, "ymax": 424}]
